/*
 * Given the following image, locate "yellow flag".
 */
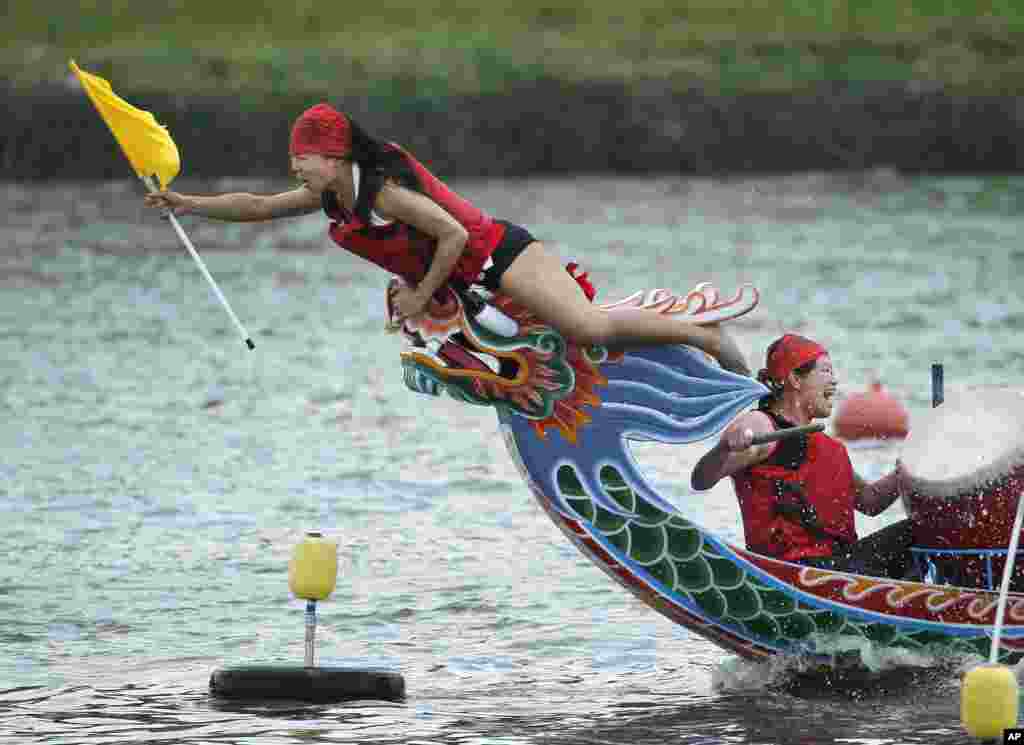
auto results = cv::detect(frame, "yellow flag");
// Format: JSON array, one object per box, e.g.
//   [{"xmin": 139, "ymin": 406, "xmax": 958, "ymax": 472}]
[{"xmin": 69, "ymin": 60, "xmax": 181, "ymax": 189}]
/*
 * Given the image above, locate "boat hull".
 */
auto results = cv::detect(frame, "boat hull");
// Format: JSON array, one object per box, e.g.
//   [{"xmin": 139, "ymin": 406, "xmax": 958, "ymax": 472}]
[
  {"xmin": 501, "ymin": 409, "xmax": 1024, "ymax": 663},
  {"xmin": 393, "ymin": 280, "xmax": 1024, "ymax": 663}
]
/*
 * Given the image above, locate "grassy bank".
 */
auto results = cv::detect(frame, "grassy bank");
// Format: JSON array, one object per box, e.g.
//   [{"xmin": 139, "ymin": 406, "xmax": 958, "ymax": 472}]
[{"xmin": 6, "ymin": 1, "xmax": 1024, "ymax": 103}]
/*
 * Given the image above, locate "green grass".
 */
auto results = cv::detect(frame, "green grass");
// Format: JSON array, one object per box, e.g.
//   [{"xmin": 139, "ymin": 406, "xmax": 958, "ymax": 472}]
[{"xmin": 7, "ymin": 1, "xmax": 1024, "ymax": 100}]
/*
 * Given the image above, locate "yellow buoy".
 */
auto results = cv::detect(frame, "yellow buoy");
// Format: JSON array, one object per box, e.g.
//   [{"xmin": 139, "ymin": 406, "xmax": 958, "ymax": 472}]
[
  {"xmin": 961, "ymin": 663, "xmax": 1019, "ymax": 740},
  {"xmin": 288, "ymin": 531, "xmax": 338, "ymax": 601},
  {"xmin": 210, "ymin": 528, "xmax": 406, "ymax": 701}
]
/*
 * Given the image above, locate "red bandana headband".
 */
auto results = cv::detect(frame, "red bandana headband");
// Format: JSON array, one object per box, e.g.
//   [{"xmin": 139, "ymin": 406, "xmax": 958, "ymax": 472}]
[
  {"xmin": 765, "ymin": 334, "xmax": 827, "ymax": 382},
  {"xmin": 289, "ymin": 103, "xmax": 352, "ymax": 158}
]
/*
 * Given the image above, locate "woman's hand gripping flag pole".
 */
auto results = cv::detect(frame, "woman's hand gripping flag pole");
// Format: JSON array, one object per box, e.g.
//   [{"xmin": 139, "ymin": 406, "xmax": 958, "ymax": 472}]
[{"xmin": 68, "ymin": 60, "xmax": 255, "ymax": 350}]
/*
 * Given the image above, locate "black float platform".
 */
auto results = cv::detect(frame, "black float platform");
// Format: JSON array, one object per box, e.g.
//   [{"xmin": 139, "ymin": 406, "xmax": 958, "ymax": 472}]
[{"xmin": 210, "ymin": 666, "xmax": 405, "ymax": 702}]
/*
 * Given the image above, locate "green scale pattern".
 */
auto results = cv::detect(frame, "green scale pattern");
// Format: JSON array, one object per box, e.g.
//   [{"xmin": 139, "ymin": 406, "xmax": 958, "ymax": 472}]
[{"xmin": 555, "ymin": 464, "xmax": 996, "ymax": 661}]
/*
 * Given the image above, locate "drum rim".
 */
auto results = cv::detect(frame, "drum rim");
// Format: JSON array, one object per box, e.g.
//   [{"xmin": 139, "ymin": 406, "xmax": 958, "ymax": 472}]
[{"xmin": 901, "ymin": 443, "xmax": 1024, "ymax": 501}]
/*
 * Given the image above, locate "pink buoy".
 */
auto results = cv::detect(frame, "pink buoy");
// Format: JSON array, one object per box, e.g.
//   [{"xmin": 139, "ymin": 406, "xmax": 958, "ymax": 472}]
[{"xmin": 833, "ymin": 380, "xmax": 909, "ymax": 442}]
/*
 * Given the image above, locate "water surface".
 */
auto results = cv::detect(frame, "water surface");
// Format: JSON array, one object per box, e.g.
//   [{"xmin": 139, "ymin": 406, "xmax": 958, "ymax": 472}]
[{"xmin": 3, "ymin": 171, "xmax": 1023, "ymax": 743}]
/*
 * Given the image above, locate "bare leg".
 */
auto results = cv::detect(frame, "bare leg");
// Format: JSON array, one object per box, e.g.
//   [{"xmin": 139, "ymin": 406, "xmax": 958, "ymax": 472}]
[{"xmin": 498, "ymin": 242, "xmax": 750, "ymax": 375}]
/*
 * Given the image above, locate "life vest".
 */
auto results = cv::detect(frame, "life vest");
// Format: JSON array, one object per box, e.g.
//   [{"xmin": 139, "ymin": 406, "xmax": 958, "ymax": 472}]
[
  {"xmin": 322, "ymin": 146, "xmax": 506, "ymax": 287},
  {"xmin": 730, "ymin": 411, "xmax": 858, "ymax": 561}
]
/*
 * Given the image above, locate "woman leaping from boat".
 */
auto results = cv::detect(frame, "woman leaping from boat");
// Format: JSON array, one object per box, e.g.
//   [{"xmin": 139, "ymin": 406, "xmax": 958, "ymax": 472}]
[
  {"xmin": 143, "ymin": 103, "xmax": 750, "ymax": 375},
  {"xmin": 691, "ymin": 333, "xmax": 914, "ymax": 579}
]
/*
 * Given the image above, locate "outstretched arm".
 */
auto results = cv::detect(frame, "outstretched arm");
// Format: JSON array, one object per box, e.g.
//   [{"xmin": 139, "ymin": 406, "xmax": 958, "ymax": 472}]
[
  {"xmin": 853, "ymin": 463, "xmax": 905, "ymax": 516},
  {"xmin": 144, "ymin": 186, "xmax": 322, "ymax": 222},
  {"xmin": 691, "ymin": 411, "xmax": 777, "ymax": 491}
]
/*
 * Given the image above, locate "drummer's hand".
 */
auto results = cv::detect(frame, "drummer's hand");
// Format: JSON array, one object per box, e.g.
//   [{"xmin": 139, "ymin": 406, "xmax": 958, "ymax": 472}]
[
  {"xmin": 723, "ymin": 428, "xmax": 756, "ymax": 452},
  {"xmin": 391, "ymin": 286, "xmax": 429, "ymax": 324},
  {"xmin": 144, "ymin": 190, "xmax": 192, "ymax": 216}
]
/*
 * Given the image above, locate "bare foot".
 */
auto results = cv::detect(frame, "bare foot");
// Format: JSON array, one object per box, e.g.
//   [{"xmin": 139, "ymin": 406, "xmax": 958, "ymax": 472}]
[{"xmin": 706, "ymin": 324, "xmax": 750, "ymax": 376}]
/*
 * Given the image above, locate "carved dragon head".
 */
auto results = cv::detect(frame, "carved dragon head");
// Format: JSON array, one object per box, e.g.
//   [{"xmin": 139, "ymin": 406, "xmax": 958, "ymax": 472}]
[{"xmin": 386, "ymin": 279, "xmax": 761, "ymax": 446}]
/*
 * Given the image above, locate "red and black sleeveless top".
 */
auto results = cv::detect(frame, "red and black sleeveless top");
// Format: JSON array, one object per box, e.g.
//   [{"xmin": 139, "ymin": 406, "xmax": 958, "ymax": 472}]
[
  {"xmin": 322, "ymin": 146, "xmax": 505, "ymax": 287},
  {"xmin": 730, "ymin": 411, "xmax": 858, "ymax": 561}
]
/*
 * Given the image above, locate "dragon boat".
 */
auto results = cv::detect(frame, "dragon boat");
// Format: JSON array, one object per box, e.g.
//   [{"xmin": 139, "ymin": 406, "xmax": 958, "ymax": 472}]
[{"xmin": 387, "ymin": 279, "xmax": 1024, "ymax": 666}]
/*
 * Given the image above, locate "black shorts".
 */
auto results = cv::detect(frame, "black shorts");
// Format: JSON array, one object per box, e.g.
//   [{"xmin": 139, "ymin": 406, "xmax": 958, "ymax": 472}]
[{"xmin": 477, "ymin": 220, "xmax": 536, "ymax": 292}]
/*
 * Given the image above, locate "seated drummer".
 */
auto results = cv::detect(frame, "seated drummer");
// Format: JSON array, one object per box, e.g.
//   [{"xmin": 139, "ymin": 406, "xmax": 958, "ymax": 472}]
[{"xmin": 691, "ymin": 334, "xmax": 914, "ymax": 579}]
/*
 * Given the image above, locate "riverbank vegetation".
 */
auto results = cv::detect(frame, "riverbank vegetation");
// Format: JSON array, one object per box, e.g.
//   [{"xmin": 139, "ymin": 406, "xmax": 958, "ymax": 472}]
[{"xmin": 6, "ymin": 0, "xmax": 1024, "ymax": 104}]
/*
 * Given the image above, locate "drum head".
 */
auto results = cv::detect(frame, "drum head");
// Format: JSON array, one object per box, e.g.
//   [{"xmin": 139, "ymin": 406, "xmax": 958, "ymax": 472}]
[
  {"xmin": 900, "ymin": 388, "xmax": 1024, "ymax": 550},
  {"xmin": 900, "ymin": 389, "xmax": 1024, "ymax": 490}
]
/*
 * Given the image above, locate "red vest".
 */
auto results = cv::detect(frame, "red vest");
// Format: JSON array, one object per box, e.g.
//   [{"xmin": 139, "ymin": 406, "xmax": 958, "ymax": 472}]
[
  {"xmin": 323, "ymin": 146, "xmax": 505, "ymax": 286},
  {"xmin": 730, "ymin": 412, "xmax": 858, "ymax": 561}
]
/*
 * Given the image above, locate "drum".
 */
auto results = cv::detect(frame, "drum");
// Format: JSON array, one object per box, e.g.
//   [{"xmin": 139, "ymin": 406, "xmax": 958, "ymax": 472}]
[{"xmin": 899, "ymin": 389, "xmax": 1024, "ymax": 589}]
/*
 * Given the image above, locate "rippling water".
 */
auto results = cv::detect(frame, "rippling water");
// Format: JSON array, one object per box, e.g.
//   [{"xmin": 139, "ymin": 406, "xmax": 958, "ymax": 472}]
[{"xmin": 3, "ymin": 172, "xmax": 1024, "ymax": 744}]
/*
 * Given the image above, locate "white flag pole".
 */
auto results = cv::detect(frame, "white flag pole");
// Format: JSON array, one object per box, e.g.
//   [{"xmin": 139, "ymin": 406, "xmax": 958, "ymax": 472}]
[{"xmin": 142, "ymin": 175, "xmax": 255, "ymax": 350}]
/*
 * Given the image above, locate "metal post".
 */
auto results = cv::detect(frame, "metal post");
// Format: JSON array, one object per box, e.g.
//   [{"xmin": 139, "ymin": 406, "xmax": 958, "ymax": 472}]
[
  {"xmin": 931, "ymin": 363, "xmax": 944, "ymax": 408},
  {"xmin": 304, "ymin": 600, "xmax": 317, "ymax": 667}
]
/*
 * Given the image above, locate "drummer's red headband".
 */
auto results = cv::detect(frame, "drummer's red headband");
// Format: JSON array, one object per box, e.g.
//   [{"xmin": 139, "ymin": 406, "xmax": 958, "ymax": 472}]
[
  {"xmin": 766, "ymin": 334, "xmax": 828, "ymax": 382},
  {"xmin": 290, "ymin": 103, "xmax": 351, "ymax": 158}
]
